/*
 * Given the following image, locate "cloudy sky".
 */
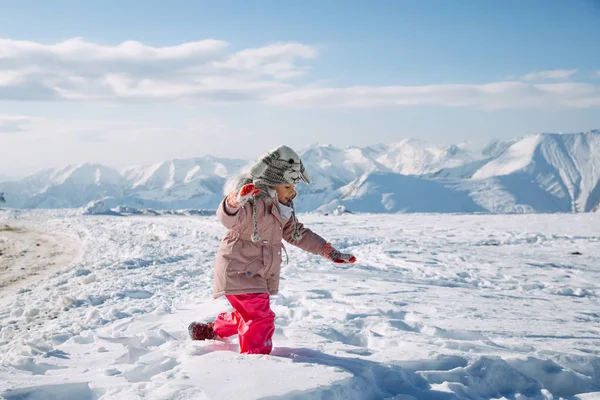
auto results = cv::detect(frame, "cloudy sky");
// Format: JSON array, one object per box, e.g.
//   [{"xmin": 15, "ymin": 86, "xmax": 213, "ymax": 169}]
[{"xmin": 1, "ymin": 0, "xmax": 599, "ymax": 177}]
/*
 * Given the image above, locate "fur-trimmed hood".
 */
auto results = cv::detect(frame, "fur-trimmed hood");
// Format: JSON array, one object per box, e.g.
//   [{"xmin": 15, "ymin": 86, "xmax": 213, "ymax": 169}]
[
  {"xmin": 223, "ymin": 173, "xmax": 272, "ymax": 201},
  {"xmin": 223, "ymin": 173, "xmax": 253, "ymax": 196}
]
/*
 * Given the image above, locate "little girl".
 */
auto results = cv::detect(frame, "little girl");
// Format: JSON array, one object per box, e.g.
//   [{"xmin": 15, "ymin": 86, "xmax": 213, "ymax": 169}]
[{"xmin": 189, "ymin": 145, "xmax": 356, "ymax": 354}]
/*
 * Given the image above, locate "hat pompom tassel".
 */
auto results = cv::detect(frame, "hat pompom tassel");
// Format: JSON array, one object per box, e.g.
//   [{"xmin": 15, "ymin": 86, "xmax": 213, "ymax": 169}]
[
  {"xmin": 251, "ymin": 199, "xmax": 261, "ymax": 242},
  {"xmin": 292, "ymin": 229, "xmax": 302, "ymax": 242},
  {"xmin": 290, "ymin": 200, "xmax": 303, "ymax": 241}
]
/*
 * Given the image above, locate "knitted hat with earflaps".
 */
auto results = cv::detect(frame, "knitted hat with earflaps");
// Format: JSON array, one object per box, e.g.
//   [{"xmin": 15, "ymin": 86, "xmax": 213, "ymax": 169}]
[
  {"xmin": 250, "ymin": 145, "xmax": 310, "ymax": 187},
  {"xmin": 248, "ymin": 145, "xmax": 310, "ymax": 243}
]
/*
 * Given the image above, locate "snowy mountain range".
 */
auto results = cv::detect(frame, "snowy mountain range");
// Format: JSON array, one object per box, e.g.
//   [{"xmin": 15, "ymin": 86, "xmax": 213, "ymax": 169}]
[{"xmin": 1, "ymin": 130, "xmax": 599, "ymax": 214}]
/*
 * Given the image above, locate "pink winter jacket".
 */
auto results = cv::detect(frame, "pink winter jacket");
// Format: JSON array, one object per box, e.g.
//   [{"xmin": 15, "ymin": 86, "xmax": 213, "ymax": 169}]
[{"xmin": 213, "ymin": 196, "xmax": 327, "ymax": 298}]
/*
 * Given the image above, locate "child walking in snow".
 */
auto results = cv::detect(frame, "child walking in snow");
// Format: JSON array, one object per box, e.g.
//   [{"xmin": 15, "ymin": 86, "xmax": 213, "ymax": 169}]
[{"xmin": 189, "ymin": 145, "xmax": 356, "ymax": 354}]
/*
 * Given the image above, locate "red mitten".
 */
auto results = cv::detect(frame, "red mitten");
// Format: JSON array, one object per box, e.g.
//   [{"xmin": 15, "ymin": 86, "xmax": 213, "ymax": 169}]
[
  {"xmin": 322, "ymin": 243, "xmax": 356, "ymax": 264},
  {"xmin": 226, "ymin": 184, "xmax": 260, "ymax": 208}
]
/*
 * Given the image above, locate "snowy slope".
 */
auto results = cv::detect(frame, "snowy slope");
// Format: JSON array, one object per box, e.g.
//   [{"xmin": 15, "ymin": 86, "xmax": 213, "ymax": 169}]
[
  {"xmin": 26, "ymin": 164, "xmax": 128, "ymax": 209},
  {"xmin": 299, "ymin": 144, "xmax": 389, "ymax": 191},
  {"xmin": 318, "ymin": 171, "xmax": 486, "ymax": 213},
  {"xmin": 376, "ymin": 139, "xmax": 478, "ymax": 176},
  {"xmin": 427, "ymin": 140, "xmax": 516, "ymax": 179},
  {"xmin": 0, "ymin": 164, "xmax": 129, "ymax": 209},
  {"xmin": 308, "ymin": 131, "xmax": 600, "ymax": 215},
  {"xmin": 292, "ymin": 145, "xmax": 392, "ymax": 212},
  {"xmin": 0, "ymin": 158, "xmax": 246, "ymax": 210},
  {"xmin": 117, "ymin": 156, "xmax": 248, "ymax": 209},
  {"xmin": 473, "ymin": 130, "xmax": 600, "ymax": 212},
  {"xmin": 122, "ymin": 156, "xmax": 247, "ymax": 191},
  {"xmin": 294, "ymin": 140, "xmax": 507, "ymax": 212},
  {"xmin": 1, "ymin": 210, "xmax": 599, "ymax": 399}
]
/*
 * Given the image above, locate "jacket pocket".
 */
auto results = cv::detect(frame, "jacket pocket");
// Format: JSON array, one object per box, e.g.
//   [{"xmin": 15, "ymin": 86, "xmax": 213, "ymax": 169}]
[{"xmin": 226, "ymin": 255, "xmax": 265, "ymax": 278}]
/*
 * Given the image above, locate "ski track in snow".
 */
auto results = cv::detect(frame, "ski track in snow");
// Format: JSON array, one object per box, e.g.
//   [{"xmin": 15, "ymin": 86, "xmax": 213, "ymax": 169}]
[{"xmin": 0, "ymin": 209, "xmax": 599, "ymax": 399}]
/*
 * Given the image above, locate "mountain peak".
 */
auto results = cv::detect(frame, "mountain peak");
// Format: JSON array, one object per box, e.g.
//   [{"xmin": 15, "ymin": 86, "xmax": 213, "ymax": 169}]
[{"xmin": 123, "ymin": 156, "xmax": 247, "ymax": 191}]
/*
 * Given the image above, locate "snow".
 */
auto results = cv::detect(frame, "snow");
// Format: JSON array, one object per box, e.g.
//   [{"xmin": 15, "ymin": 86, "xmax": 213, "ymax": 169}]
[
  {"xmin": 471, "ymin": 131, "xmax": 600, "ymax": 212},
  {"xmin": 473, "ymin": 135, "xmax": 541, "ymax": 179},
  {"xmin": 377, "ymin": 139, "xmax": 476, "ymax": 176},
  {"xmin": 0, "ymin": 164, "xmax": 130, "ymax": 209},
  {"xmin": 123, "ymin": 156, "xmax": 246, "ymax": 190},
  {"xmin": 300, "ymin": 144, "xmax": 387, "ymax": 193},
  {"xmin": 319, "ymin": 172, "xmax": 485, "ymax": 213},
  {"xmin": 1, "ymin": 209, "xmax": 599, "ymax": 399}
]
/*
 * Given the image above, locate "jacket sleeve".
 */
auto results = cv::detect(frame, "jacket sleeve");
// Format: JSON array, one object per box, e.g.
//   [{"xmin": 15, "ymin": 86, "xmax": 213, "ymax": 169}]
[
  {"xmin": 216, "ymin": 197, "xmax": 263, "ymax": 230},
  {"xmin": 282, "ymin": 216, "xmax": 327, "ymax": 256}
]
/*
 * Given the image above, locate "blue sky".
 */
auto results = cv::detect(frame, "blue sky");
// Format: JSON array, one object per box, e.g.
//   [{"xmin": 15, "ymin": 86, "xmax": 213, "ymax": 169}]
[{"xmin": 0, "ymin": 0, "xmax": 599, "ymax": 175}]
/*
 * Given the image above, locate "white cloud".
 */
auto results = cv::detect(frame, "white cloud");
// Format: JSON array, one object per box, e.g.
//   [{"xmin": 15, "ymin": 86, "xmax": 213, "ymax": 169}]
[
  {"xmin": 0, "ymin": 38, "xmax": 313, "ymax": 102},
  {"xmin": 268, "ymin": 82, "xmax": 600, "ymax": 110},
  {"xmin": 212, "ymin": 43, "xmax": 316, "ymax": 80},
  {"xmin": 0, "ymin": 37, "xmax": 228, "ymax": 62},
  {"xmin": 0, "ymin": 38, "xmax": 598, "ymax": 110},
  {"xmin": 520, "ymin": 69, "xmax": 578, "ymax": 81}
]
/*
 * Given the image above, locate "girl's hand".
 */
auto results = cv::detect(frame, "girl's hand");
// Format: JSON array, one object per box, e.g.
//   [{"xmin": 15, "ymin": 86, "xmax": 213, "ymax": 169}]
[
  {"xmin": 322, "ymin": 243, "xmax": 357, "ymax": 264},
  {"xmin": 227, "ymin": 184, "xmax": 260, "ymax": 208}
]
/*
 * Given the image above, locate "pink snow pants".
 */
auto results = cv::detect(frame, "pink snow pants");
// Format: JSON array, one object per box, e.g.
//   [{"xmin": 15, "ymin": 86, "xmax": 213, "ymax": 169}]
[{"xmin": 213, "ymin": 293, "xmax": 275, "ymax": 355}]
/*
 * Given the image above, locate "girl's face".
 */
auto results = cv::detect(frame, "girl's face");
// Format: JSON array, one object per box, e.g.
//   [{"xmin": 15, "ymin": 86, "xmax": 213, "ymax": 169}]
[{"xmin": 273, "ymin": 184, "xmax": 296, "ymax": 204}]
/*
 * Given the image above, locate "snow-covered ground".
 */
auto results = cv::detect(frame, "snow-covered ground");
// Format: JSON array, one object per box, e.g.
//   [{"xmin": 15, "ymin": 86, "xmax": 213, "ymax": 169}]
[{"xmin": 0, "ymin": 209, "xmax": 599, "ymax": 399}]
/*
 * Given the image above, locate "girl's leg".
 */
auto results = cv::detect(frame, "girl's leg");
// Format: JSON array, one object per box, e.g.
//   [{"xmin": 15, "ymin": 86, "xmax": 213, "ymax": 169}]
[
  {"xmin": 224, "ymin": 293, "xmax": 275, "ymax": 354},
  {"xmin": 212, "ymin": 310, "xmax": 241, "ymax": 338}
]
